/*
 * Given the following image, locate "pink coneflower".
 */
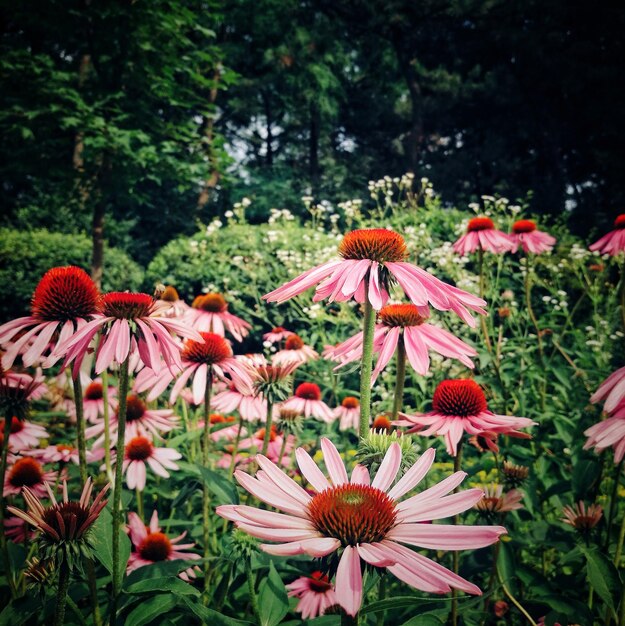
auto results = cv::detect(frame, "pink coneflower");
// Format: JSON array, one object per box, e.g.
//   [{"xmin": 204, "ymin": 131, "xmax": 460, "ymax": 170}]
[
  {"xmin": 474, "ymin": 485, "xmax": 523, "ymax": 515},
  {"xmin": 510, "ymin": 220, "xmax": 556, "ymax": 254},
  {"xmin": 561, "ymin": 501, "xmax": 603, "ymax": 531},
  {"xmin": 158, "ymin": 286, "xmax": 189, "ymax": 318},
  {"xmin": 0, "ymin": 369, "xmax": 48, "ymax": 421},
  {"xmin": 286, "ymin": 572, "xmax": 339, "ymax": 620},
  {"xmin": 0, "ymin": 266, "xmax": 100, "ymax": 369},
  {"xmin": 134, "ymin": 332, "xmax": 253, "ymax": 406},
  {"xmin": 184, "ymin": 293, "xmax": 251, "ymax": 342},
  {"xmin": 4, "ymin": 457, "xmax": 57, "ymax": 498},
  {"xmin": 87, "ymin": 394, "xmax": 178, "ymax": 445},
  {"xmin": 590, "ymin": 366, "xmax": 625, "ymax": 413},
  {"xmin": 203, "ymin": 414, "xmax": 245, "ymax": 442},
  {"xmin": 217, "ymin": 439, "xmax": 506, "ymax": 616},
  {"xmin": 211, "ymin": 381, "xmax": 267, "ymax": 422},
  {"xmin": 334, "ymin": 397, "xmax": 361, "ymax": 431},
  {"xmin": 452, "ymin": 217, "xmax": 515, "ymax": 256},
  {"xmin": 589, "ymin": 214, "xmax": 625, "ymax": 256},
  {"xmin": 328, "ymin": 304, "xmax": 476, "ymax": 382},
  {"xmin": 272, "ymin": 334, "xmax": 318, "ymax": 366},
  {"xmin": 0, "ymin": 417, "xmax": 48, "ymax": 451},
  {"xmin": 263, "ymin": 326, "xmax": 295, "ymax": 344},
  {"xmin": 61, "ymin": 292, "xmax": 203, "ymax": 376},
  {"xmin": 583, "ymin": 401, "xmax": 625, "ymax": 462},
  {"xmin": 238, "ymin": 425, "xmax": 294, "ymax": 466},
  {"xmin": 372, "ymin": 415, "xmax": 393, "ymax": 432},
  {"xmin": 127, "ymin": 510, "xmax": 201, "ymax": 580},
  {"xmin": 468, "ymin": 430, "xmax": 532, "ymax": 455},
  {"xmin": 119, "ymin": 436, "xmax": 182, "ymax": 491},
  {"xmin": 264, "ymin": 228, "xmax": 486, "ymax": 325},
  {"xmin": 5, "ymin": 514, "xmax": 36, "ymax": 543},
  {"xmin": 75, "ymin": 377, "xmax": 116, "ymax": 424},
  {"xmin": 397, "ymin": 379, "xmax": 536, "ymax": 456},
  {"xmin": 283, "ymin": 383, "xmax": 334, "ymax": 422},
  {"xmin": 25, "ymin": 443, "xmax": 104, "ymax": 465}
]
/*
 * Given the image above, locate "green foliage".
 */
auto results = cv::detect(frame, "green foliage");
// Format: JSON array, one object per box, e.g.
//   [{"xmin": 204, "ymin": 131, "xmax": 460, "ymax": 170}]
[{"xmin": 0, "ymin": 228, "xmax": 143, "ymax": 320}]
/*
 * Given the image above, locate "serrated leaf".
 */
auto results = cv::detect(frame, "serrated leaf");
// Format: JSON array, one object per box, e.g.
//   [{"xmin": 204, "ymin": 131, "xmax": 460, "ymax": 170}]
[
  {"xmin": 581, "ymin": 546, "xmax": 622, "ymax": 616},
  {"xmin": 258, "ymin": 562, "xmax": 289, "ymax": 626}
]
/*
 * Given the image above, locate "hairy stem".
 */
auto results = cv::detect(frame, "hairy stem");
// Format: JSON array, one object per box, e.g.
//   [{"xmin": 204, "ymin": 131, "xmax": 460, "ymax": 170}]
[
  {"xmin": 391, "ymin": 335, "xmax": 407, "ymax": 420},
  {"xmin": 261, "ymin": 400, "xmax": 274, "ymax": 456},
  {"xmin": 359, "ymin": 282, "xmax": 376, "ymax": 437},
  {"xmin": 246, "ymin": 559, "xmax": 261, "ymax": 624},
  {"xmin": 202, "ymin": 374, "xmax": 213, "ymax": 604},
  {"xmin": 451, "ymin": 440, "xmax": 463, "ymax": 626},
  {"xmin": 228, "ymin": 415, "xmax": 245, "ymax": 477},
  {"xmin": 478, "ymin": 247, "xmax": 493, "ymax": 355},
  {"xmin": 53, "ymin": 560, "xmax": 71, "ymax": 626},
  {"xmin": 101, "ymin": 369, "xmax": 112, "ymax": 479},
  {"xmin": 72, "ymin": 374, "xmax": 88, "ymax": 486}
]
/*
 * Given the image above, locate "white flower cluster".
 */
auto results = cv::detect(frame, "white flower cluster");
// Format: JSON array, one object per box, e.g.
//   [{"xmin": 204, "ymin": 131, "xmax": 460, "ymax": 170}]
[
  {"xmin": 205, "ymin": 218, "xmax": 223, "ymax": 236},
  {"xmin": 268, "ymin": 208, "xmax": 296, "ymax": 224}
]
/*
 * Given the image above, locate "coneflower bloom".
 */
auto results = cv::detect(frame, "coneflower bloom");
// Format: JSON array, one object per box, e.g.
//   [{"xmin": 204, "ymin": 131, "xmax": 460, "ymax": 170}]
[
  {"xmin": 589, "ymin": 214, "xmax": 625, "ymax": 256},
  {"xmin": 0, "ymin": 369, "xmax": 48, "ymax": 421},
  {"xmin": 238, "ymin": 425, "xmax": 294, "ymax": 466},
  {"xmin": 117, "ymin": 436, "xmax": 182, "ymax": 491},
  {"xmin": 7, "ymin": 478, "xmax": 109, "ymax": 556},
  {"xmin": 184, "ymin": 293, "xmax": 251, "ymax": 341},
  {"xmin": 372, "ymin": 415, "xmax": 393, "ymax": 433},
  {"xmin": 4, "ymin": 458, "xmax": 58, "ymax": 498},
  {"xmin": 203, "ymin": 414, "xmax": 244, "ymax": 442},
  {"xmin": 273, "ymin": 335, "xmax": 318, "ymax": 366},
  {"xmin": 328, "ymin": 305, "xmax": 476, "ymax": 382},
  {"xmin": 61, "ymin": 292, "xmax": 203, "ymax": 376},
  {"xmin": 468, "ymin": 430, "xmax": 531, "ymax": 455},
  {"xmin": 452, "ymin": 217, "xmax": 515, "ymax": 256},
  {"xmin": 561, "ymin": 502, "xmax": 603, "ymax": 531},
  {"xmin": 217, "ymin": 439, "xmax": 506, "ymax": 616},
  {"xmin": 583, "ymin": 400, "xmax": 625, "ymax": 462},
  {"xmin": 264, "ymin": 228, "xmax": 486, "ymax": 325},
  {"xmin": 73, "ymin": 377, "xmax": 116, "ymax": 424},
  {"xmin": 158, "ymin": 286, "xmax": 189, "ymax": 318},
  {"xmin": 474, "ymin": 485, "xmax": 523, "ymax": 515},
  {"xmin": 510, "ymin": 220, "xmax": 556, "ymax": 254},
  {"xmin": 134, "ymin": 332, "xmax": 253, "ymax": 406},
  {"xmin": 398, "ymin": 379, "xmax": 536, "ymax": 456},
  {"xmin": 286, "ymin": 572, "xmax": 339, "ymax": 620},
  {"xmin": 25, "ymin": 443, "xmax": 104, "ymax": 466},
  {"xmin": 590, "ymin": 366, "xmax": 625, "ymax": 413},
  {"xmin": 87, "ymin": 394, "xmax": 178, "ymax": 445},
  {"xmin": 0, "ymin": 266, "xmax": 100, "ymax": 369},
  {"xmin": 211, "ymin": 381, "xmax": 267, "ymax": 422},
  {"xmin": 5, "ymin": 515, "xmax": 36, "ymax": 543},
  {"xmin": 0, "ymin": 417, "xmax": 48, "ymax": 451},
  {"xmin": 127, "ymin": 510, "xmax": 201, "ymax": 580},
  {"xmin": 283, "ymin": 383, "xmax": 334, "ymax": 422},
  {"xmin": 334, "ymin": 397, "xmax": 361, "ymax": 431},
  {"xmin": 263, "ymin": 326, "xmax": 295, "ymax": 344}
]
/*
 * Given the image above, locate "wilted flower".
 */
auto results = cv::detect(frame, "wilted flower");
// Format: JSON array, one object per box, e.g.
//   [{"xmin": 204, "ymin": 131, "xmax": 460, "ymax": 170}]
[{"xmin": 561, "ymin": 502, "xmax": 603, "ymax": 532}]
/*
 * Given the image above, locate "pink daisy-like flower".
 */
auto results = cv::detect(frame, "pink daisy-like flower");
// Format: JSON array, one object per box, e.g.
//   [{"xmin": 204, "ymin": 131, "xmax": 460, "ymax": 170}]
[
  {"xmin": 4, "ymin": 457, "xmax": 57, "ymax": 498},
  {"xmin": 590, "ymin": 366, "xmax": 625, "ymax": 413},
  {"xmin": 5, "ymin": 514, "xmax": 36, "ymax": 543},
  {"xmin": 474, "ymin": 485, "xmax": 524, "ymax": 514},
  {"xmin": 118, "ymin": 436, "xmax": 182, "ymax": 491},
  {"xmin": 334, "ymin": 397, "xmax": 361, "ymax": 431},
  {"xmin": 283, "ymin": 383, "xmax": 334, "ymax": 422},
  {"xmin": 127, "ymin": 510, "xmax": 201, "ymax": 580},
  {"xmin": 397, "ymin": 379, "xmax": 536, "ymax": 456},
  {"xmin": 263, "ymin": 326, "xmax": 295, "ymax": 344},
  {"xmin": 589, "ymin": 214, "xmax": 625, "ymax": 256},
  {"xmin": 211, "ymin": 381, "xmax": 267, "ymax": 422},
  {"xmin": 184, "ymin": 293, "xmax": 251, "ymax": 342},
  {"xmin": 87, "ymin": 394, "xmax": 178, "ymax": 445},
  {"xmin": 273, "ymin": 335, "xmax": 318, "ymax": 367},
  {"xmin": 0, "ymin": 266, "xmax": 100, "ymax": 369},
  {"xmin": 561, "ymin": 501, "xmax": 603, "ymax": 531},
  {"xmin": 0, "ymin": 369, "xmax": 48, "ymax": 423},
  {"xmin": 0, "ymin": 417, "xmax": 48, "ymax": 452},
  {"xmin": 134, "ymin": 332, "xmax": 253, "ymax": 406},
  {"xmin": 328, "ymin": 304, "xmax": 476, "ymax": 382},
  {"xmin": 264, "ymin": 228, "xmax": 486, "ymax": 326},
  {"xmin": 452, "ymin": 217, "xmax": 515, "ymax": 256},
  {"xmin": 468, "ymin": 430, "xmax": 531, "ymax": 455},
  {"xmin": 25, "ymin": 443, "xmax": 104, "ymax": 466},
  {"xmin": 286, "ymin": 572, "xmax": 339, "ymax": 620},
  {"xmin": 584, "ymin": 399, "xmax": 625, "ymax": 463},
  {"xmin": 202, "ymin": 414, "xmax": 246, "ymax": 442},
  {"xmin": 61, "ymin": 292, "xmax": 203, "ymax": 377},
  {"xmin": 158, "ymin": 286, "xmax": 190, "ymax": 319},
  {"xmin": 74, "ymin": 377, "xmax": 117, "ymax": 424},
  {"xmin": 238, "ymin": 425, "xmax": 294, "ymax": 466},
  {"xmin": 217, "ymin": 439, "xmax": 506, "ymax": 616},
  {"xmin": 510, "ymin": 220, "xmax": 556, "ymax": 254}
]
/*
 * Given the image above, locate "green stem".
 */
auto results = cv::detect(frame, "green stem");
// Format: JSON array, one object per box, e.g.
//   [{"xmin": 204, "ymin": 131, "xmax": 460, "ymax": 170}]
[
  {"xmin": 110, "ymin": 358, "xmax": 130, "ymax": 626},
  {"xmin": 497, "ymin": 565, "xmax": 537, "ymax": 626},
  {"xmin": 451, "ymin": 440, "xmax": 463, "ymax": 626},
  {"xmin": 136, "ymin": 488, "xmax": 144, "ymax": 521},
  {"xmin": 261, "ymin": 400, "xmax": 274, "ymax": 456},
  {"xmin": 228, "ymin": 415, "xmax": 245, "ymax": 477},
  {"xmin": 72, "ymin": 374, "xmax": 88, "ymax": 486},
  {"xmin": 246, "ymin": 559, "xmax": 261, "ymax": 624},
  {"xmin": 359, "ymin": 282, "xmax": 376, "ymax": 437},
  {"xmin": 0, "ymin": 412, "xmax": 16, "ymax": 597},
  {"xmin": 524, "ymin": 253, "xmax": 546, "ymax": 411},
  {"xmin": 277, "ymin": 431, "xmax": 289, "ymax": 466},
  {"xmin": 478, "ymin": 247, "xmax": 493, "ymax": 355},
  {"xmin": 391, "ymin": 335, "xmax": 407, "ymax": 420},
  {"xmin": 101, "ymin": 369, "xmax": 112, "ymax": 479},
  {"xmin": 614, "ymin": 508, "xmax": 625, "ymax": 568},
  {"xmin": 376, "ymin": 575, "xmax": 386, "ymax": 626},
  {"xmin": 66, "ymin": 592, "xmax": 89, "ymax": 626},
  {"xmin": 53, "ymin": 561, "xmax": 71, "ymax": 626},
  {"xmin": 605, "ymin": 459, "xmax": 625, "ymax": 551},
  {"xmin": 202, "ymin": 374, "xmax": 213, "ymax": 603}
]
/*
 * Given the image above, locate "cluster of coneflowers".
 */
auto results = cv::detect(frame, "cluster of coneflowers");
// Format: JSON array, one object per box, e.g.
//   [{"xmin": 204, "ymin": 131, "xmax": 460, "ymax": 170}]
[{"xmin": 0, "ymin": 213, "xmax": 623, "ymax": 625}]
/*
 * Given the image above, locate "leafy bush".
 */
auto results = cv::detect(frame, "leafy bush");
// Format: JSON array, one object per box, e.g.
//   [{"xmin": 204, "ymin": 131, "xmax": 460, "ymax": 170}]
[{"xmin": 0, "ymin": 228, "xmax": 144, "ymax": 320}]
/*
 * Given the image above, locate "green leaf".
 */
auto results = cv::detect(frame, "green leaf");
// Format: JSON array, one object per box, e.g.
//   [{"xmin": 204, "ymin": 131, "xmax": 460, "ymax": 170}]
[
  {"xmin": 258, "ymin": 562, "xmax": 289, "ymax": 626},
  {"xmin": 125, "ymin": 594, "xmax": 178, "ymax": 626},
  {"xmin": 572, "ymin": 459, "xmax": 601, "ymax": 500},
  {"xmin": 125, "ymin": 576, "xmax": 200, "ymax": 596},
  {"xmin": 198, "ymin": 466, "xmax": 240, "ymax": 505},
  {"xmin": 0, "ymin": 596, "xmax": 43, "ymax": 626},
  {"xmin": 90, "ymin": 507, "xmax": 131, "ymax": 585},
  {"xmin": 401, "ymin": 615, "xmax": 444, "ymax": 626},
  {"xmin": 581, "ymin": 546, "xmax": 622, "ymax": 616},
  {"xmin": 178, "ymin": 596, "xmax": 254, "ymax": 625},
  {"xmin": 497, "ymin": 541, "xmax": 517, "ymax": 591}
]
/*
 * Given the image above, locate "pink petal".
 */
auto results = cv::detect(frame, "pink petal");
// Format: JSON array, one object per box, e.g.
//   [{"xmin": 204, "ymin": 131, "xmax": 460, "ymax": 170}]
[
  {"xmin": 321, "ymin": 438, "xmax": 348, "ymax": 486},
  {"xmin": 371, "ymin": 442, "xmax": 401, "ymax": 492},
  {"xmin": 335, "ymin": 546, "xmax": 362, "ymax": 616}
]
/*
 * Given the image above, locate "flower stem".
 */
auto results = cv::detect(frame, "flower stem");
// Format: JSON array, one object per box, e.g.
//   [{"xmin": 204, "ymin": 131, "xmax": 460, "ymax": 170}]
[
  {"xmin": 359, "ymin": 282, "xmax": 376, "ymax": 437},
  {"xmin": 614, "ymin": 507, "xmax": 625, "ymax": 568},
  {"xmin": 136, "ymin": 487, "xmax": 144, "ymax": 521},
  {"xmin": 605, "ymin": 459, "xmax": 624, "ymax": 551},
  {"xmin": 376, "ymin": 575, "xmax": 386, "ymax": 626},
  {"xmin": 391, "ymin": 335, "xmax": 407, "ymax": 420},
  {"xmin": 451, "ymin": 440, "xmax": 463, "ymax": 626},
  {"xmin": 110, "ymin": 358, "xmax": 130, "ymax": 626},
  {"xmin": 245, "ymin": 559, "xmax": 261, "ymax": 624},
  {"xmin": 202, "ymin": 374, "xmax": 213, "ymax": 604},
  {"xmin": 101, "ymin": 369, "xmax": 112, "ymax": 479},
  {"xmin": 0, "ymin": 412, "xmax": 17, "ymax": 597},
  {"xmin": 261, "ymin": 400, "xmax": 274, "ymax": 456},
  {"xmin": 72, "ymin": 373, "xmax": 88, "ymax": 486},
  {"xmin": 53, "ymin": 560, "xmax": 71, "ymax": 626},
  {"xmin": 478, "ymin": 247, "xmax": 493, "ymax": 355},
  {"xmin": 228, "ymin": 415, "xmax": 245, "ymax": 477},
  {"xmin": 524, "ymin": 253, "xmax": 546, "ymax": 410},
  {"xmin": 277, "ymin": 432, "xmax": 289, "ymax": 467}
]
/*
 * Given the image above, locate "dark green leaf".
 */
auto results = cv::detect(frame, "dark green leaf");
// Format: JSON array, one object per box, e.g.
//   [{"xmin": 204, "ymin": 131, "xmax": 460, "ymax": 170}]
[{"xmin": 258, "ymin": 561, "xmax": 289, "ymax": 626}]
